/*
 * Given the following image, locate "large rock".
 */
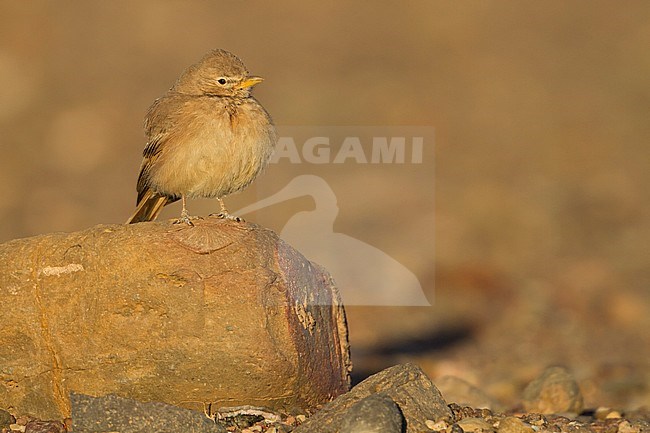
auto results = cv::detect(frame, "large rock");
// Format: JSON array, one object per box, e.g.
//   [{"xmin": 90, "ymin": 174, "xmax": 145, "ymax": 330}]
[{"xmin": 0, "ymin": 218, "xmax": 351, "ymax": 419}]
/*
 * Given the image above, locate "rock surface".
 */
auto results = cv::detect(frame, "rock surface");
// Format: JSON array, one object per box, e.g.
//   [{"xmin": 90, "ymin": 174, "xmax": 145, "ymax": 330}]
[
  {"xmin": 293, "ymin": 363, "xmax": 451, "ymax": 433},
  {"xmin": 339, "ymin": 393, "xmax": 404, "ymax": 433},
  {"xmin": 3, "ymin": 363, "xmax": 650, "ymax": 433},
  {"xmin": 70, "ymin": 393, "xmax": 226, "ymax": 433},
  {"xmin": 448, "ymin": 404, "xmax": 650, "ymax": 433},
  {"xmin": 23, "ymin": 420, "xmax": 67, "ymax": 433},
  {"xmin": 456, "ymin": 416, "xmax": 495, "ymax": 433},
  {"xmin": 0, "ymin": 408, "xmax": 15, "ymax": 429},
  {"xmin": 497, "ymin": 416, "xmax": 535, "ymax": 433},
  {"xmin": 522, "ymin": 366, "xmax": 583, "ymax": 414},
  {"xmin": 0, "ymin": 219, "xmax": 351, "ymax": 419}
]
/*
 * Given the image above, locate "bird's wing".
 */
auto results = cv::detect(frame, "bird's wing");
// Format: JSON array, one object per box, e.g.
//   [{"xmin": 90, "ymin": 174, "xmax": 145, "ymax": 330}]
[
  {"xmin": 136, "ymin": 138, "xmax": 165, "ymax": 205},
  {"xmin": 135, "ymin": 94, "xmax": 186, "ymax": 205}
]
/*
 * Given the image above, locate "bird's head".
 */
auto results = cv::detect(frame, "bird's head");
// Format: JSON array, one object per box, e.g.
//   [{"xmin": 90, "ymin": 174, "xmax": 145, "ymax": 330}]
[{"xmin": 172, "ymin": 49, "xmax": 263, "ymax": 98}]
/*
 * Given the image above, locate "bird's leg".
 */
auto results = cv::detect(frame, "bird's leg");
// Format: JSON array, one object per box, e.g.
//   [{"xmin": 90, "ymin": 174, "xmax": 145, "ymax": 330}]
[
  {"xmin": 174, "ymin": 195, "xmax": 195, "ymax": 226},
  {"xmin": 210, "ymin": 198, "xmax": 243, "ymax": 222},
  {"xmin": 217, "ymin": 197, "xmax": 228, "ymax": 216}
]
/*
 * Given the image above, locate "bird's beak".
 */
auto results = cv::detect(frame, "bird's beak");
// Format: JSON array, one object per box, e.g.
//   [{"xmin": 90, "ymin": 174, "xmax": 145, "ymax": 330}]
[{"xmin": 236, "ymin": 76, "xmax": 264, "ymax": 89}]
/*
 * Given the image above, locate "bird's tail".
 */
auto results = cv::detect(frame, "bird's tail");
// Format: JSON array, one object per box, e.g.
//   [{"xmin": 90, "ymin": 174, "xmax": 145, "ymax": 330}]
[{"xmin": 126, "ymin": 190, "xmax": 169, "ymax": 224}]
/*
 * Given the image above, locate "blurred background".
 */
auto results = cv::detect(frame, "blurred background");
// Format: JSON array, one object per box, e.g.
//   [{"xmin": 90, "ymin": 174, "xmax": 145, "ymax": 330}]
[{"xmin": 1, "ymin": 1, "xmax": 649, "ymax": 410}]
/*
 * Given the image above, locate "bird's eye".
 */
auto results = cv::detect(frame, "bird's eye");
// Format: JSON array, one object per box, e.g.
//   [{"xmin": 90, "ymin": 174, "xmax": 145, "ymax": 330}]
[{"xmin": 217, "ymin": 78, "xmax": 227, "ymax": 85}]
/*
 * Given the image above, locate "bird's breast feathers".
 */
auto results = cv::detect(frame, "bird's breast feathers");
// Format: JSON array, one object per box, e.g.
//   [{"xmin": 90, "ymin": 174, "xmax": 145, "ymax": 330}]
[{"xmin": 148, "ymin": 96, "xmax": 275, "ymax": 198}]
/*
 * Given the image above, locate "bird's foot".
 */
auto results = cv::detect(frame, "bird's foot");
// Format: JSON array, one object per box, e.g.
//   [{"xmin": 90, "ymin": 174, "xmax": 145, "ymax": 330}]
[
  {"xmin": 173, "ymin": 216, "xmax": 194, "ymax": 226},
  {"xmin": 211, "ymin": 198, "xmax": 243, "ymax": 222},
  {"xmin": 209, "ymin": 211, "xmax": 244, "ymax": 222},
  {"xmin": 173, "ymin": 210, "xmax": 203, "ymax": 226}
]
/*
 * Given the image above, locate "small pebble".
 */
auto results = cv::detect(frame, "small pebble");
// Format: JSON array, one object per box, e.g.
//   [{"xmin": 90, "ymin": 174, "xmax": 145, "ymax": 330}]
[
  {"xmin": 14, "ymin": 416, "xmax": 33, "ymax": 426},
  {"xmin": 456, "ymin": 417, "xmax": 495, "ymax": 433},
  {"xmin": 450, "ymin": 425, "xmax": 465, "ymax": 433},
  {"xmin": 617, "ymin": 420, "xmax": 640, "ymax": 433},
  {"xmin": 594, "ymin": 407, "xmax": 612, "ymax": 420},
  {"xmin": 276, "ymin": 424, "xmax": 294, "ymax": 433},
  {"xmin": 0, "ymin": 410, "xmax": 15, "ymax": 430},
  {"xmin": 522, "ymin": 366, "xmax": 584, "ymax": 415},
  {"xmin": 24, "ymin": 420, "xmax": 66, "ymax": 433},
  {"xmin": 520, "ymin": 413, "xmax": 547, "ymax": 427},
  {"xmin": 296, "ymin": 414, "xmax": 306, "ymax": 423},
  {"xmin": 427, "ymin": 419, "xmax": 449, "ymax": 430},
  {"xmin": 497, "ymin": 417, "xmax": 534, "ymax": 433}
]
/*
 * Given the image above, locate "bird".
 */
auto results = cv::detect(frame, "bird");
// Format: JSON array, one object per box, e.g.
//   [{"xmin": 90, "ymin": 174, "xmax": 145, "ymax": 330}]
[{"xmin": 126, "ymin": 49, "xmax": 276, "ymax": 225}]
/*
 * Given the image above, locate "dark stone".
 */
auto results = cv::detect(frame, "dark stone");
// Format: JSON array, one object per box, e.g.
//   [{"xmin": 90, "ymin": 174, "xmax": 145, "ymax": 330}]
[
  {"xmin": 0, "ymin": 409, "xmax": 15, "ymax": 429},
  {"xmin": 339, "ymin": 393, "xmax": 404, "ymax": 432},
  {"xmin": 70, "ymin": 392, "xmax": 226, "ymax": 433},
  {"xmin": 294, "ymin": 363, "xmax": 451, "ymax": 433},
  {"xmin": 24, "ymin": 420, "xmax": 66, "ymax": 433},
  {"xmin": 220, "ymin": 413, "xmax": 264, "ymax": 429}
]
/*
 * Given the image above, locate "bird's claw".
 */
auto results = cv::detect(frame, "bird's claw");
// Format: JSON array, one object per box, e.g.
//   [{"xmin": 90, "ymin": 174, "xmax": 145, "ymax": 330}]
[
  {"xmin": 209, "ymin": 212, "xmax": 243, "ymax": 222},
  {"xmin": 173, "ymin": 216, "xmax": 194, "ymax": 226},
  {"xmin": 173, "ymin": 211, "xmax": 203, "ymax": 226}
]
